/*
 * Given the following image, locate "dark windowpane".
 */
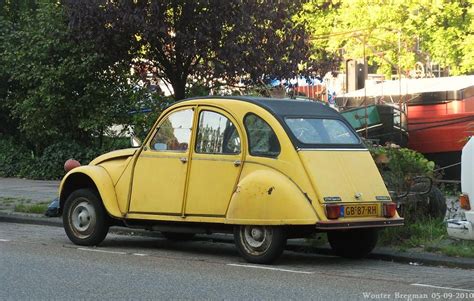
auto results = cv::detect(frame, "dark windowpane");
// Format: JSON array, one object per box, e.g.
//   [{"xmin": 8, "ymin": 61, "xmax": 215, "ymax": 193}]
[
  {"xmin": 285, "ymin": 118, "xmax": 359, "ymax": 145},
  {"xmin": 244, "ymin": 114, "xmax": 280, "ymax": 157}
]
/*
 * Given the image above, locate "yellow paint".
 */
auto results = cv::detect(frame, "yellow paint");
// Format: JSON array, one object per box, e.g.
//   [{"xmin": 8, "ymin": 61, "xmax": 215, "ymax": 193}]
[
  {"xmin": 59, "ymin": 166, "xmax": 122, "ymax": 218},
  {"xmin": 298, "ymin": 150, "xmax": 390, "ymax": 204},
  {"xmin": 226, "ymin": 166, "xmax": 318, "ymax": 225},
  {"xmin": 129, "ymin": 150, "xmax": 189, "ymax": 214}
]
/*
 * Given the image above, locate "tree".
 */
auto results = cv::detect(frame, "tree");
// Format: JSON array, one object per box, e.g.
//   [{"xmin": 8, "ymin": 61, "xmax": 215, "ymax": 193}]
[
  {"xmin": 1, "ymin": 2, "xmax": 142, "ymax": 152},
  {"xmin": 300, "ymin": 0, "xmax": 474, "ymax": 77},
  {"xmin": 64, "ymin": 0, "xmax": 314, "ymax": 100},
  {"xmin": 0, "ymin": 0, "xmax": 38, "ymax": 137}
]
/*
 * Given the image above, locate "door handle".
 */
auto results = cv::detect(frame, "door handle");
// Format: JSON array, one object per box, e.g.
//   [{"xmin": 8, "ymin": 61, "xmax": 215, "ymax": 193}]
[
  {"xmin": 179, "ymin": 157, "xmax": 188, "ymax": 163},
  {"xmin": 233, "ymin": 160, "xmax": 242, "ymax": 167}
]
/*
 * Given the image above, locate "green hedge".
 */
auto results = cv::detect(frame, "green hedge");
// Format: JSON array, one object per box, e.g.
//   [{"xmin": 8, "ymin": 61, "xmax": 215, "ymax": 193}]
[{"xmin": 0, "ymin": 137, "xmax": 129, "ymax": 180}]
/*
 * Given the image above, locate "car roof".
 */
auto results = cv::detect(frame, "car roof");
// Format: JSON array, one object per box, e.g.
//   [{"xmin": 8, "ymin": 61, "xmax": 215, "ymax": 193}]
[
  {"xmin": 185, "ymin": 96, "xmax": 341, "ymax": 119},
  {"xmin": 180, "ymin": 96, "xmax": 364, "ymax": 149}
]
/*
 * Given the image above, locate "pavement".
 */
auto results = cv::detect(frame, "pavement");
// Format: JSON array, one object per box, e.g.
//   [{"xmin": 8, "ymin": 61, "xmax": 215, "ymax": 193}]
[{"xmin": 1, "ymin": 177, "xmax": 473, "ymax": 270}]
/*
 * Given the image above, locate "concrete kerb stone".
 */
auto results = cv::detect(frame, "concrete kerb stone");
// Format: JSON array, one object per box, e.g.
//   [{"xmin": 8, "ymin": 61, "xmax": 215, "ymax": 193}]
[{"xmin": 1, "ymin": 211, "xmax": 473, "ymax": 269}]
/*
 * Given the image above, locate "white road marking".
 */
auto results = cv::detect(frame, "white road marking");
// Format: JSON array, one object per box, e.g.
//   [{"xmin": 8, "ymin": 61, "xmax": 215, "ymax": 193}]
[
  {"xmin": 0, "ymin": 239, "xmax": 10, "ymax": 242},
  {"xmin": 412, "ymin": 283, "xmax": 474, "ymax": 292},
  {"xmin": 78, "ymin": 247, "xmax": 126, "ymax": 255},
  {"xmin": 227, "ymin": 263, "xmax": 314, "ymax": 274},
  {"xmin": 132, "ymin": 253, "xmax": 148, "ymax": 256}
]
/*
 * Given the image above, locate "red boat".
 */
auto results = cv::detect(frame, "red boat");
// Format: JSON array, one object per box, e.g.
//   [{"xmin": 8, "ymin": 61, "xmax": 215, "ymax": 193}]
[{"xmin": 336, "ymin": 75, "xmax": 474, "ymax": 180}]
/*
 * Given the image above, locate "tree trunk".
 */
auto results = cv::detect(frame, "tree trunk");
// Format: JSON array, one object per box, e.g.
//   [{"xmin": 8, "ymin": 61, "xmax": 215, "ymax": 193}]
[{"xmin": 172, "ymin": 78, "xmax": 187, "ymax": 100}]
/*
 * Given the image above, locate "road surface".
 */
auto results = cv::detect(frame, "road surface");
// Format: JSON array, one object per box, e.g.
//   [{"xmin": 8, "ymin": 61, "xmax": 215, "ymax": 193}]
[{"xmin": 1, "ymin": 223, "xmax": 473, "ymax": 300}]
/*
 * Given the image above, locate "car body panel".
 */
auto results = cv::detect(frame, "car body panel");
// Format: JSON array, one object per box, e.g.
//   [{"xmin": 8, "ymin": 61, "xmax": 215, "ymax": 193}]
[
  {"xmin": 59, "ymin": 96, "xmax": 402, "ymax": 229},
  {"xmin": 298, "ymin": 150, "xmax": 391, "ymax": 204},
  {"xmin": 59, "ymin": 165, "xmax": 122, "ymax": 218},
  {"xmin": 226, "ymin": 163, "xmax": 318, "ymax": 225},
  {"xmin": 184, "ymin": 106, "xmax": 245, "ymax": 217}
]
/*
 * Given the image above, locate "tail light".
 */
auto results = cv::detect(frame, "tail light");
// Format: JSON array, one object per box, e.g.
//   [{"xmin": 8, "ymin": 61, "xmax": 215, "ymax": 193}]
[
  {"xmin": 325, "ymin": 204, "xmax": 341, "ymax": 219},
  {"xmin": 460, "ymin": 194, "xmax": 471, "ymax": 210},
  {"xmin": 383, "ymin": 202, "xmax": 397, "ymax": 218}
]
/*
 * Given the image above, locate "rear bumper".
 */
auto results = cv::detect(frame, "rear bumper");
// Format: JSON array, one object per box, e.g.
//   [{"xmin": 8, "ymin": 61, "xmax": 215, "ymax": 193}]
[{"xmin": 315, "ymin": 218, "xmax": 404, "ymax": 230}]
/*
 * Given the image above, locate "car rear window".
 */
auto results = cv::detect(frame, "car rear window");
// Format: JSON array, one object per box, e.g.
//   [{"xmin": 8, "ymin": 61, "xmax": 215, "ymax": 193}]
[{"xmin": 285, "ymin": 118, "xmax": 360, "ymax": 145}]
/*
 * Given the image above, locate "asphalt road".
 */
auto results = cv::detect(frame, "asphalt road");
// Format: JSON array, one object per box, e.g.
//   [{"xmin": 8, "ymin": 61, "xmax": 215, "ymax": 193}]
[{"xmin": 1, "ymin": 223, "xmax": 473, "ymax": 301}]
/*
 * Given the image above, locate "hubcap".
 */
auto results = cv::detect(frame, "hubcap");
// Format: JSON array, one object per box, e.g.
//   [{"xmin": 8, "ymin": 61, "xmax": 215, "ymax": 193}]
[
  {"xmin": 70, "ymin": 200, "xmax": 96, "ymax": 238},
  {"xmin": 243, "ymin": 226, "xmax": 271, "ymax": 250}
]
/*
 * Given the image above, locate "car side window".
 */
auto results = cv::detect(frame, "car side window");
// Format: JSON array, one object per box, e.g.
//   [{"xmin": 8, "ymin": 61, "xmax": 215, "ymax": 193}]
[
  {"xmin": 244, "ymin": 114, "xmax": 280, "ymax": 157},
  {"xmin": 150, "ymin": 109, "xmax": 193, "ymax": 152},
  {"xmin": 195, "ymin": 110, "xmax": 241, "ymax": 154}
]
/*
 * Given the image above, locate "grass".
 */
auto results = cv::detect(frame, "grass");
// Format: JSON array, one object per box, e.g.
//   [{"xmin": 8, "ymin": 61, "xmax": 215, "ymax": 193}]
[
  {"xmin": 0, "ymin": 197, "xmax": 50, "ymax": 214},
  {"xmin": 428, "ymin": 240, "xmax": 474, "ymax": 258},
  {"xmin": 13, "ymin": 202, "xmax": 49, "ymax": 214},
  {"xmin": 379, "ymin": 217, "xmax": 474, "ymax": 258}
]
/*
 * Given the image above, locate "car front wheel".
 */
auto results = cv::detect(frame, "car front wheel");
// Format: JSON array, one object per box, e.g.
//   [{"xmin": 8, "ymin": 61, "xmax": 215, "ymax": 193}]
[
  {"xmin": 234, "ymin": 225, "xmax": 286, "ymax": 264},
  {"xmin": 63, "ymin": 188, "xmax": 109, "ymax": 246},
  {"xmin": 327, "ymin": 228, "xmax": 378, "ymax": 259}
]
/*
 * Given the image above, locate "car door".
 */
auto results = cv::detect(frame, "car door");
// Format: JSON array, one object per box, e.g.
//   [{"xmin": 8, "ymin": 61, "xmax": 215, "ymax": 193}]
[
  {"xmin": 129, "ymin": 108, "xmax": 194, "ymax": 215},
  {"xmin": 184, "ymin": 108, "xmax": 244, "ymax": 217}
]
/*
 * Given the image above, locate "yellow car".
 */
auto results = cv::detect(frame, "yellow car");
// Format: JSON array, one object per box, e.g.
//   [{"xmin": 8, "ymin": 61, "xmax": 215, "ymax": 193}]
[{"xmin": 59, "ymin": 96, "xmax": 403, "ymax": 264}]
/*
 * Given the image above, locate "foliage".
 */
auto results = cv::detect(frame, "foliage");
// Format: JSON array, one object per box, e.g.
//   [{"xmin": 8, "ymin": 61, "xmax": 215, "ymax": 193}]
[
  {"xmin": 379, "ymin": 217, "xmax": 446, "ymax": 247},
  {"xmin": 64, "ymin": 0, "xmax": 315, "ymax": 100},
  {"xmin": 0, "ymin": 137, "xmax": 34, "ymax": 178},
  {"xmin": 294, "ymin": 0, "xmax": 342, "ymax": 75},
  {"xmin": 299, "ymin": 0, "xmax": 474, "ymax": 77},
  {"xmin": 368, "ymin": 143, "xmax": 441, "ymax": 221},
  {"xmin": 0, "ymin": 2, "xmax": 150, "ymax": 153},
  {"xmin": 0, "ymin": 137, "xmax": 129, "ymax": 180},
  {"xmin": 369, "ymin": 144, "xmax": 435, "ymax": 193}
]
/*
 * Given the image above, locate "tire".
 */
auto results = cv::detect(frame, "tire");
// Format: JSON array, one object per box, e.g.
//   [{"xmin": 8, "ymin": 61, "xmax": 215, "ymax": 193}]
[
  {"xmin": 162, "ymin": 232, "xmax": 196, "ymax": 241},
  {"xmin": 63, "ymin": 188, "xmax": 109, "ymax": 246},
  {"xmin": 427, "ymin": 187, "xmax": 447, "ymax": 219},
  {"xmin": 234, "ymin": 225, "xmax": 286, "ymax": 264},
  {"xmin": 328, "ymin": 229, "xmax": 378, "ymax": 259}
]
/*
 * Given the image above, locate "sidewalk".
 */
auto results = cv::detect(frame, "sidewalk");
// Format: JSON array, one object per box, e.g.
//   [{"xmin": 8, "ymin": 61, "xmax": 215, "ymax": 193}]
[
  {"xmin": 0, "ymin": 177, "xmax": 59, "ymax": 202},
  {"xmin": 1, "ymin": 177, "xmax": 473, "ymax": 269}
]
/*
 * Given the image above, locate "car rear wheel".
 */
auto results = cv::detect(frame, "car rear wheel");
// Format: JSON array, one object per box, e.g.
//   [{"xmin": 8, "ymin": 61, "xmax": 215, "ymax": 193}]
[
  {"xmin": 234, "ymin": 225, "xmax": 286, "ymax": 264},
  {"xmin": 63, "ymin": 188, "xmax": 109, "ymax": 246},
  {"xmin": 328, "ymin": 229, "xmax": 378, "ymax": 259}
]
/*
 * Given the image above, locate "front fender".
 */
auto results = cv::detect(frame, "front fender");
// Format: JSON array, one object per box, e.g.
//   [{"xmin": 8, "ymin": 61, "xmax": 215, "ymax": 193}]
[
  {"xmin": 59, "ymin": 166, "xmax": 122, "ymax": 218},
  {"xmin": 226, "ymin": 169, "xmax": 318, "ymax": 225}
]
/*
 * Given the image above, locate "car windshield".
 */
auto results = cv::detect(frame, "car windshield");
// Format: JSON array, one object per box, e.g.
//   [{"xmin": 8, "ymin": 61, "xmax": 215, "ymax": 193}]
[{"xmin": 285, "ymin": 118, "xmax": 360, "ymax": 145}]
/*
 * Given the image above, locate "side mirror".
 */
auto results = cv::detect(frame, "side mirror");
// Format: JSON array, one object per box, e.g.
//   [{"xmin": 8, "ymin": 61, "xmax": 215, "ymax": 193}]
[{"xmin": 130, "ymin": 136, "xmax": 141, "ymax": 148}]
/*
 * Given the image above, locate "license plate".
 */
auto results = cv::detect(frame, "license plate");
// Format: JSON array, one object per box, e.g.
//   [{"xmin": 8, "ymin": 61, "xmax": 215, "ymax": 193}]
[{"xmin": 341, "ymin": 204, "xmax": 378, "ymax": 217}]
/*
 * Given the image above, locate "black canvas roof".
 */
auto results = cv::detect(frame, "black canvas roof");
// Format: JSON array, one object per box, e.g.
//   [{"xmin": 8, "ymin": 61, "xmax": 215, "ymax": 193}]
[{"xmin": 187, "ymin": 96, "xmax": 341, "ymax": 119}]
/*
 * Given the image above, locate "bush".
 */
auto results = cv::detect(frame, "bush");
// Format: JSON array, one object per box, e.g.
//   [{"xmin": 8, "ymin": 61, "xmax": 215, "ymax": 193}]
[
  {"xmin": 0, "ymin": 137, "xmax": 130, "ymax": 180},
  {"xmin": 0, "ymin": 137, "xmax": 33, "ymax": 177},
  {"xmin": 368, "ymin": 143, "xmax": 442, "ymax": 222}
]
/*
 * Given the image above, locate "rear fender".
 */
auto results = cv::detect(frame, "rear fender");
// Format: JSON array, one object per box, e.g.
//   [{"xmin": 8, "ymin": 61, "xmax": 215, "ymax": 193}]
[
  {"xmin": 226, "ymin": 169, "xmax": 318, "ymax": 225},
  {"xmin": 59, "ymin": 166, "xmax": 122, "ymax": 218}
]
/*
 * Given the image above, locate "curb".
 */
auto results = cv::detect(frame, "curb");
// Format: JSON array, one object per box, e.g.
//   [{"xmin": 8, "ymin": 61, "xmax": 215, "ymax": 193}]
[{"xmin": 1, "ymin": 212, "xmax": 473, "ymax": 269}]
